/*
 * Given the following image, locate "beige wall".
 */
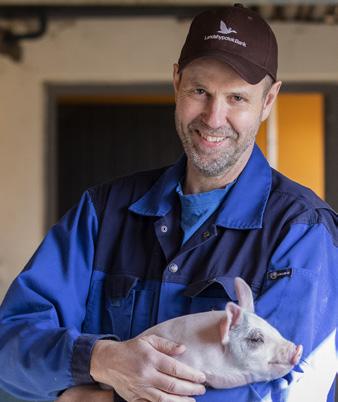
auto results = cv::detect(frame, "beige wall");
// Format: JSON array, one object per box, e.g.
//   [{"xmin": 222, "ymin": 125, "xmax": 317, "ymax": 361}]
[{"xmin": 1, "ymin": 17, "xmax": 338, "ymax": 301}]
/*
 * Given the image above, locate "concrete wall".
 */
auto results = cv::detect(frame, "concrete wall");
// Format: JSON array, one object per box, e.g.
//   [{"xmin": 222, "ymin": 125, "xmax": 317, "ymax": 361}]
[{"xmin": 0, "ymin": 16, "xmax": 338, "ymax": 300}]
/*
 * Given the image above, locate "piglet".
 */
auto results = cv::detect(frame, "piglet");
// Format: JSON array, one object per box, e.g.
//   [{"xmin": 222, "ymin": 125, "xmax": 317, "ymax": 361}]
[
  {"xmin": 58, "ymin": 277, "xmax": 303, "ymax": 401},
  {"xmin": 138, "ymin": 277, "xmax": 303, "ymax": 388}
]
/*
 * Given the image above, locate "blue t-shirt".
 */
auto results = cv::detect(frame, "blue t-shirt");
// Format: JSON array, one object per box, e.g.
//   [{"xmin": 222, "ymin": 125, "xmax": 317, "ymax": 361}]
[{"xmin": 176, "ymin": 181, "xmax": 235, "ymax": 245}]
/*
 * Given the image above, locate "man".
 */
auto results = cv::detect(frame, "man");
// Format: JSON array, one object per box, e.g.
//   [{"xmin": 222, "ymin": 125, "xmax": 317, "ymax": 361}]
[{"xmin": 0, "ymin": 4, "xmax": 337, "ymax": 402}]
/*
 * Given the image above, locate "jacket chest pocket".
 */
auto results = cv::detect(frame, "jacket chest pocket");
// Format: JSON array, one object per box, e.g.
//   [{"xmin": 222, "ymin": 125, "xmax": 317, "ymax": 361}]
[
  {"xmin": 184, "ymin": 276, "xmax": 239, "ymax": 314},
  {"xmin": 106, "ymin": 274, "xmax": 155, "ymax": 340}
]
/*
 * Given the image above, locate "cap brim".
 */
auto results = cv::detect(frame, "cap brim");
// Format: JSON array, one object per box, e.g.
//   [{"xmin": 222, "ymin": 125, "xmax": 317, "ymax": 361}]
[{"xmin": 179, "ymin": 50, "xmax": 270, "ymax": 85}]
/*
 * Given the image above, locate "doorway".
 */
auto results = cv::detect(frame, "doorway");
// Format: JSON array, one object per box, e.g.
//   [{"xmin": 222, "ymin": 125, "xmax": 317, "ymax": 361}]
[{"xmin": 45, "ymin": 82, "xmax": 338, "ymax": 227}]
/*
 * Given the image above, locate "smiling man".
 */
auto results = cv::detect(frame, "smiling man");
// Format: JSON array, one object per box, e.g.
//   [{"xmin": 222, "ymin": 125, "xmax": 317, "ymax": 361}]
[
  {"xmin": 173, "ymin": 58, "xmax": 280, "ymax": 193},
  {"xmin": 0, "ymin": 4, "xmax": 337, "ymax": 402}
]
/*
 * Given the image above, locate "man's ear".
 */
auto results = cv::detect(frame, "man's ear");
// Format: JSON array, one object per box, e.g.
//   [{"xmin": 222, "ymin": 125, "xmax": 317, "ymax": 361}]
[
  {"xmin": 173, "ymin": 63, "xmax": 181, "ymax": 96},
  {"xmin": 261, "ymin": 80, "xmax": 282, "ymax": 122}
]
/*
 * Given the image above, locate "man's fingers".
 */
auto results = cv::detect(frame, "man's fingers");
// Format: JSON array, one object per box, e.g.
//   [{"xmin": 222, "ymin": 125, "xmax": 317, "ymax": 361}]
[
  {"xmin": 145, "ymin": 387, "xmax": 197, "ymax": 402},
  {"xmin": 154, "ymin": 371, "xmax": 206, "ymax": 397},
  {"xmin": 91, "ymin": 336, "xmax": 205, "ymax": 402},
  {"xmin": 137, "ymin": 398, "xmax": 195, "ymax": 402},
  {"xmin": 146, "ymin": 334, "xmax": 186, "ymax": 356},
  {"xmin": 145, "ymin": 334, "xmax": 206, "ymax": 383},
  {"xmin": 156, "ymin": 356, "xmax": 206, "ymax": 385}
]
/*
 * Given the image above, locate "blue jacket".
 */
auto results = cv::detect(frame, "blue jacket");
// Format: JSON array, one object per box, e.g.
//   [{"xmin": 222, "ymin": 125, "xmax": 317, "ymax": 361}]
[{"xmin": 0, "ymin": 145, "xmax": 337, "ymax": 401}]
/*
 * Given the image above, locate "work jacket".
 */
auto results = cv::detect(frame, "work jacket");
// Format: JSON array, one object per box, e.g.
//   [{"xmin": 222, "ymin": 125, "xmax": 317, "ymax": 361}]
[{"xmin": 0, "ymin": 145, "xmax": 337, "ymax": 401}]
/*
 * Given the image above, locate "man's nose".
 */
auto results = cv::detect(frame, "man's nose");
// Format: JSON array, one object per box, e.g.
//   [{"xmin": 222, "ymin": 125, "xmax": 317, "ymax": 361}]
[{"xmin": 201, "ymin": 97, "xmax": 228, "ymax": 129}]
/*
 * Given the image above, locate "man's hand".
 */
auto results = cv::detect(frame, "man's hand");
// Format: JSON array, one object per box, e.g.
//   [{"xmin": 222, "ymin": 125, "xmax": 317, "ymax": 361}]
[
  {"xmin": 56, "ymin": 385, "xmax": 114, "ymax": 402},
  {"xmin": 90, "ymin": 335, "xmax": 206, "ymax": 402}
]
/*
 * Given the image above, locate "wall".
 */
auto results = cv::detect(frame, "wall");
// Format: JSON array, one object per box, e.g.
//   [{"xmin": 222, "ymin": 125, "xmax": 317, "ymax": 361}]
[
  {"xmin": 0, "ymin": 17, "xmax": 338, "ymax": 300},
  {"xmin": 256, "ymin": 93, "xmax": 324, "ymax": 198}
]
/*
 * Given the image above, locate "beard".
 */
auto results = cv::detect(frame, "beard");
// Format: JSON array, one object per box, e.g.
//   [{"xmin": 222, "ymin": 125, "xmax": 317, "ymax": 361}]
[{"xmin": 175, "ymin": 113, "xmax": 261, "ymax": 178}]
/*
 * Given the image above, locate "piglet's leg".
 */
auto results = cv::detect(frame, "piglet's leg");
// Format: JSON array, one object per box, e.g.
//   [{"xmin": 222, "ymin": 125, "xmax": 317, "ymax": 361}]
[{"xmin": 56, "ymin": 385, "xmax": 114, "ymax": 402}]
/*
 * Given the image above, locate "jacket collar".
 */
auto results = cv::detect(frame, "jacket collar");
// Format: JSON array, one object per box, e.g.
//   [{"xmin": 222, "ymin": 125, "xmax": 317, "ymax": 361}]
[
  {"xmin": 129, "ymin": 156, "xmax": 186, "ymax": 217},
  {"xmin": 129, "ymin": 145, "xmax": 271, "ymax": 229}
]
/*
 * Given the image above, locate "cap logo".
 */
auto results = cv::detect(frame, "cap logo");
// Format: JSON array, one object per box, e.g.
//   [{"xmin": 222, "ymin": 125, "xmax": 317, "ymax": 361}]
[
  {"xmin": 218, "ymin": 20, "xmax": 237, "ymax": 35},
  {"xmin": 204, "ymin": 20, "xmax": 247, "ymax": 48}
]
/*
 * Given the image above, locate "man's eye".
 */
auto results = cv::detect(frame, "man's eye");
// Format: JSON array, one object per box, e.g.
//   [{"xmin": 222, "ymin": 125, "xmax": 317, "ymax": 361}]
[
  {"xmin": 194, "ymin": 88, "xmax": 206, "ymax": 95},
  {"xmin": 232, "ymin": 95, "xmax": 244, "ymax": 102}
]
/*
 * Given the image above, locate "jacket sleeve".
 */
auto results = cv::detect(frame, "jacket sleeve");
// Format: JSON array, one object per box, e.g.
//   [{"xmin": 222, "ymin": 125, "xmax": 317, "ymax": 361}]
[
  {"xmin": 250, "ymin": 209, "xmax": 338, "ymax": 402},
  {"xmin": 0, "ymin": 191, "xmax": 110, "ymax": 401}
]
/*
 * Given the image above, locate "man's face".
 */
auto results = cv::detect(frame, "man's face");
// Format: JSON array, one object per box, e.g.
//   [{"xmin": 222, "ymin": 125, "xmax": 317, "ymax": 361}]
[{"xmin": 173, "ymin": 57, "xmax": 278, "ymax": 179}]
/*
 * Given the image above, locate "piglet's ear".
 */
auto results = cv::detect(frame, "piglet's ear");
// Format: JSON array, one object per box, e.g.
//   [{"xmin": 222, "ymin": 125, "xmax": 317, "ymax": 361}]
[
  {"xmin": 220, "ymin": 302, "xmax": 243, "ymax": 345},
  {"xmin": 234, "ymin": 277, "xmax": 254, "ymax": 313}
]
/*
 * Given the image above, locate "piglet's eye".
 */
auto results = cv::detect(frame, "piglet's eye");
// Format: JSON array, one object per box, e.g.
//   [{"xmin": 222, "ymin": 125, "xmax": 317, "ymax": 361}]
[
  {"xmin": 246, "ymin": 329, "xmax": 264, "ymax": 346},
  {"xmin": 249, "ymin": 337, "xmax": 264, "ymax": 344}
]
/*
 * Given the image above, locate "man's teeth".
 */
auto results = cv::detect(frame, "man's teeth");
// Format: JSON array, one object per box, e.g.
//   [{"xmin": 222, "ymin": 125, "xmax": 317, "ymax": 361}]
[{"xmin": 199, "ymin": 133, "xmax": 225, "ymax": 143}]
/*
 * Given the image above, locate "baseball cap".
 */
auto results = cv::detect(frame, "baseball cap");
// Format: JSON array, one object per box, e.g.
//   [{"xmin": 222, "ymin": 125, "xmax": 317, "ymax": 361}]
[{"xmin": 178, "ymin": 4, "xmax": 278, "ymax": 84}]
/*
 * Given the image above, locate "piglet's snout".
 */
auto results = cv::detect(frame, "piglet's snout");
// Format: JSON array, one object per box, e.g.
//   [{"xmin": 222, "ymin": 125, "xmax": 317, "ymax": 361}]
[
  {"xmin": 291, "ymin": 344, "xmax": 303, "ymax": 365},
  {"xmin": 270, "ymin": 342, "xmax": 303, "ymax": 367}
]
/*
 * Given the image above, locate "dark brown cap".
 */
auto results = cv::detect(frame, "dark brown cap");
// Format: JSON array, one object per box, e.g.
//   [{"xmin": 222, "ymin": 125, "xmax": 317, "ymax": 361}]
[{"xmin": 178, "ymin": 4, "xmax": 278, "ymax": 84}]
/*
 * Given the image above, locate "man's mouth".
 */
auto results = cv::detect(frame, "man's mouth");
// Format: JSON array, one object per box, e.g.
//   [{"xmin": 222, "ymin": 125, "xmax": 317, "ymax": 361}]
[{"xmin": 196, "ymin": 130, "xmax": 225, "ymax": 143}]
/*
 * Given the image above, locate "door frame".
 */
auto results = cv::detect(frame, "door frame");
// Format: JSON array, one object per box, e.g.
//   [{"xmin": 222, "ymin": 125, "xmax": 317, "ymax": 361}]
[
  {"xmin": 281, "ymin": 83, "xmax": 338, "ymax": 211},
  {"xmin": 45, "ymin": 81, "xmax": 338, "ymax": 228},
  {"xmin": 44, "ymin": 82, "xmax": 174, "ymax": 229}
]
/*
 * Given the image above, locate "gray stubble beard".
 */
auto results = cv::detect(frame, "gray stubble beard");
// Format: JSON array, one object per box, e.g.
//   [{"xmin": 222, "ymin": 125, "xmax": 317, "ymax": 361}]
[{"xmin": 176, "ymin": 114, "xmax": 260, "ymax": 178}]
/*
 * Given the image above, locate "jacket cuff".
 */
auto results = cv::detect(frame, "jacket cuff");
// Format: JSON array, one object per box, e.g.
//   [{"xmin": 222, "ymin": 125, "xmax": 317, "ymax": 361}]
[{"xmin": 72, "ymin": 333, "xmax": 119, "ymax": 385}]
